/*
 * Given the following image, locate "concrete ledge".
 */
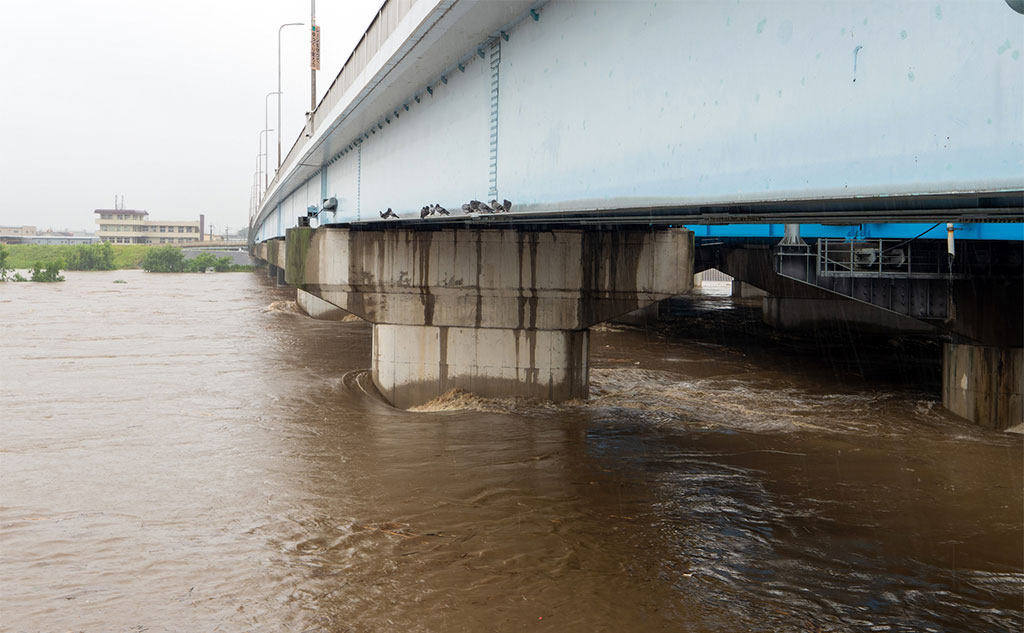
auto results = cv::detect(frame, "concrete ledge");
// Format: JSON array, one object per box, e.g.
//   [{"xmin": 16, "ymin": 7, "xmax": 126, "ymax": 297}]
[
  {"xmin": 732, "ymin": 280, "xmax": 768, "ymax": 299},
  {"xmin": 286, "ymin": 226, "xmax": 693, "ymax": 329},
  {"xmin": 611, "ymin": 302, "xmax": 661, "ymax": 326},
  {"xmin": 943, "ymin": 343, "xmax": 1023, "ymax": 430},
  {"xmin": 296, "ymin": 289, "xmax": 355, "ymax": 321},
  {"xmin": 762, "ymin": 296, "xmax": 936, "ymax": 334},
  {"xmin": 372, "ymin": 324, "xmax": 588, "ymax": 408}
]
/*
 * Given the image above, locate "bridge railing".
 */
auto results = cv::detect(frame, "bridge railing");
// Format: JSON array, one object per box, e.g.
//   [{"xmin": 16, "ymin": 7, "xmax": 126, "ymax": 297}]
[{"xmin": 268, "ymin": 0, "xmax": 417, "ymax": 202}]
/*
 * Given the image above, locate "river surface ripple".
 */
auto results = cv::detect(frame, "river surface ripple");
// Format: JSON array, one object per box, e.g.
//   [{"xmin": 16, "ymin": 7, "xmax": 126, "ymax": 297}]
[{"xmin": 1, "ymin": 270, "xmax": 1020, "ymax": 632}]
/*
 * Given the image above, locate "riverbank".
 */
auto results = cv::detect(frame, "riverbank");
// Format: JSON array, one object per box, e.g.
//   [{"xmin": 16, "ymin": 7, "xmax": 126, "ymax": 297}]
[
  {"xmin": 1, "ymin": 243, "xmax": 152, "ymax": 269},
  {"xmin": 1, "ymin": 243, "xmax": 253, "ymax": 272}
]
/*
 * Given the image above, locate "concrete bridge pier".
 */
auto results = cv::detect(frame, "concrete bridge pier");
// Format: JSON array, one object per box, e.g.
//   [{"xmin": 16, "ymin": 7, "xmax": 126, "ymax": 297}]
[
  {"xmin": 372, "ymin": 324, "xmax": 590, "ymax": 407},
  {"xmin": 943, "ymin": 344, "xmax": 1022, "ymax": 430},
  {"xmin": 281, "ymin": 226, "xmax": 692, "ymax": 408},
  {"xmin": 267, "ymin": 264, "xmax": 286, "ymax": 286},
  {"xmin": 941, "ymin": 280, "xmax": 1024, "ymax": 429},
  {"xmin": 257, "ymin": 238, "xmax": 288, "ymax": 286}
]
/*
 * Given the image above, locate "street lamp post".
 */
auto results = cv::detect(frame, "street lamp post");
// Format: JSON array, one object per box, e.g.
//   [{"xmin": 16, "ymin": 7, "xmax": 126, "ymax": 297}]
[
  {"xmin": 251, "ymin": 171, "xmax": 260, "ymax": 220},
  {"xmin": 278, "ymin": 22, "xmax": 305, "ymax": 174},
  {"xmin": 255, "ymin": 156, "xmax": 262, "ymax": 204},
  {"xmin": 256, "ymin": 152, "xmax": 267, "ymax": 207},
  {"xmin": 264, "ymin": 91, "xmax": 281, "ymax": 189},
  {"xmin": 259, "ymin": 128, "xmax": 274, "ymax": 201}
]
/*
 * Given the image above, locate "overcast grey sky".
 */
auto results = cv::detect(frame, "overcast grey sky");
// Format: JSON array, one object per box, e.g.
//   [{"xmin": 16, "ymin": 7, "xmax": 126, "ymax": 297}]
[{"xmin": 0, "ymin": 0, "xmax": 380, "ymax": 234}]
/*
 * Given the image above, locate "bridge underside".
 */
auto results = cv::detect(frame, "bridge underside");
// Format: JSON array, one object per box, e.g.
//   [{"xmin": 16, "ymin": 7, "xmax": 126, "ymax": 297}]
[{"xmin": 251, "ymin": 0, "xmax": 1022, "ymax": 239}]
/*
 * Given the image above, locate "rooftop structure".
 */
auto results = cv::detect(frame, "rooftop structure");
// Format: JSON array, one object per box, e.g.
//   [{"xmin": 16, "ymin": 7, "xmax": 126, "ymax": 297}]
[{"xmin": 0, "ymin": 225, "xmax": 37, "ymax": 236}]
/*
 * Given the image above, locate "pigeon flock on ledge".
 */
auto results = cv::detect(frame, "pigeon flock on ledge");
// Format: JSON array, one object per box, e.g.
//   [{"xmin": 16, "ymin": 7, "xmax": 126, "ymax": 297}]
[{"xmin": 379, "ymin": 199, "xmax": 512, "ymax": 220}]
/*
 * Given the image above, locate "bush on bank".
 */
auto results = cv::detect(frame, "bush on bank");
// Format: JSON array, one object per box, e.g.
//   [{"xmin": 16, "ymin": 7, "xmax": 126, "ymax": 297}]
[
  {"xmin": 28, "ymin": 262, "xmax": 65, "ymax": 282},
  {"xmin": 64, "ymin": 242, "xmax": 116, "ymax": 270},
  {"xmin": 0, "ymin": 246, "xmax": 65, "ymax": 282},
  {"xmin": 140, "ymin": 246, "xmax": 247, "ymax": 273}
]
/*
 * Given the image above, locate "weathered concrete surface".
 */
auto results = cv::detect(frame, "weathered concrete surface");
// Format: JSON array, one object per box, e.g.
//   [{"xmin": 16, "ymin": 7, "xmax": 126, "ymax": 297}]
[
  {"xmin": 943, "ymin": 344, "xmax": 1023, "ymax": 430},
  {"xmin": 182, "ymin": 248, "xmax": 253, "ymax": 266},
  {"xmin": 373, "ymin": 324, "xmax": 588, "ymax": 408},
  {"xmin": 253, "ymin": 238, "xmax": 287, "ymax": 270},
  {"xmin": 732, "ymin": 281, "xmax": 768, "ymax": 299},
  {"xmin": 762, "ymin": 296, "xmax": 936, "ymax": 334},
  {"xmin": 253, "ymin": 238, "xmax": 289, "ymax": 286},
  {"xmin": 611, "ymin": 302, "xmax": 661, "ymax": 327},
  {"xmin": 286, "ymin": 226, "xmax": 692, "ymax": 406},
  {"xmin": 297, "ymin": 288, "xmax": 355, "ymax": 321},
  {"xmin": 285, "ymin": 227, "xmax": 692, "ymax": 329}
]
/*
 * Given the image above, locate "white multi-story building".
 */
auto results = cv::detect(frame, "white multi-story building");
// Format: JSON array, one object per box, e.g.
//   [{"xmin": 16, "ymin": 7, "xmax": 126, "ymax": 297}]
[{"xmin": 94, "ymin": 209, "xmax": 204, "ymax": 244}]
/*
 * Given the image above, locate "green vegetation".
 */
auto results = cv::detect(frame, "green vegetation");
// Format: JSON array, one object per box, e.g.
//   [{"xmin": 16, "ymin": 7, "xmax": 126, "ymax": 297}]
[
  {"xmin": 64, "ymin": 242, "xmax": 115, "ymax": 270},
  {"xmin": 1, "ymin": 243, "xmax": 252, "ymax": 277},
  {"xmin": 140, "ymin": 246, "xmax": 249, "ymax": 273},
  {"xmin": 0, "ymin": 244, "xmax": 9, "ymax": 281},
  {"xmin": 28, "ymin": 262, "xmax": 65, "ymax": 282},
  {"xmin": 0, "ymin": 246, "xmax": 65, "ymax": 282},
  {"xmin": 140, "ymin": 246, "xmax": 187, "ymax": 272},
  {"xmin": 2, "ymin": 243, "xmax": 152, "ymax": 269}
]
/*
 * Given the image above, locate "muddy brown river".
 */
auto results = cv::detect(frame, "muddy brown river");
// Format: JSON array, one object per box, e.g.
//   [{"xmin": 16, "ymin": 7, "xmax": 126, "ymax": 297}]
[{"xmin": 1, "ymin": 270, "xmax": 1020, "ymax": 632}]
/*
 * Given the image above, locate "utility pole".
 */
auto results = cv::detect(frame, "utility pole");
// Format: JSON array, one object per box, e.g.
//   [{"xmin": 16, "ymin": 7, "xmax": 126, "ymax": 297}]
[{"xmin": 311, "ymin": 1, "xmax": 318, "ymax": 113}]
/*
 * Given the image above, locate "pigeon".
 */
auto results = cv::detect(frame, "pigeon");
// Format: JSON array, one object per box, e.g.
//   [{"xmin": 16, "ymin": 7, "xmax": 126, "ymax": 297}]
[
  {"xmin": 502, "ymin": 199, "xmax": 512, "ymax": 213},
  {"xmin": 461, "ymin": 203, "xmax": 472, "ymax": 213},
  {"xmin": 469, "ymin": 200, "xmax": 482, "ymax": 212},
  {"xmin": 489, "ymin": 200, "xmax": 501, "ymax": 212},
  {"xmin": 435, "ymin": 204, "xmax": 450, "ymax": 216},
  {"xmin": 478, "ymin": 200, "xmax": 494, "ymax": 212},
  {"xmin": 380, "ymin": 208, "xmax": 398, "ymax": 219},
  {"xmin": 420, "ymin": 205, "xmax": 431, "ymax": 219}
]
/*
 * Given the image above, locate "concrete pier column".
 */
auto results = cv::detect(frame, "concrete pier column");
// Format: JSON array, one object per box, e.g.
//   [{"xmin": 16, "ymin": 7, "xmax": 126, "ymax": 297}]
[
  {"xmin": 943, "ymin": 344, "xmax": 1023, "ymax": 430},
  {"xmin": 283, "ymin": 226, "xmax": 691, "ymax": 407},
  {"xmin": 373, "ymin": 324, "xmax": 588, "ymax": 408}
]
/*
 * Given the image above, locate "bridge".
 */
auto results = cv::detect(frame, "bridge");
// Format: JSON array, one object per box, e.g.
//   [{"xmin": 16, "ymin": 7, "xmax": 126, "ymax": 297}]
[{"xmin": 250, "ymin": 0, "xmax": 1024, "ymax": 429}]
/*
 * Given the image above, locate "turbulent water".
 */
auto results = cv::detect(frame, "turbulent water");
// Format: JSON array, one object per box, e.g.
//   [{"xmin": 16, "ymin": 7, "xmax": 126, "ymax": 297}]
[{"xmin": 1, "ymin": 270, "xmax": 1020, "ymax": 632}]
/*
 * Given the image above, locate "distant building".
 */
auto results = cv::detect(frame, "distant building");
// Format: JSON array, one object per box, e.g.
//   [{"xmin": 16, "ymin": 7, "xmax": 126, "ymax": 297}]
[
  {"xmin": 94, "ymin": 209, "xmax": 204, "ymax": 244},
  {"xmin": 0, "ymin": 225, "xmax": 37, "ymax": 236},
  {"xmin": 0, "ymin": 226, "xmax": 99, "ymax": 245},
  {"xmin": 27, "ymin": 234, "xmax": 99, "ymax": 245},
  {"xmin": 0, "ymin": 225, "xmax": 38, "ymax": 243}
]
